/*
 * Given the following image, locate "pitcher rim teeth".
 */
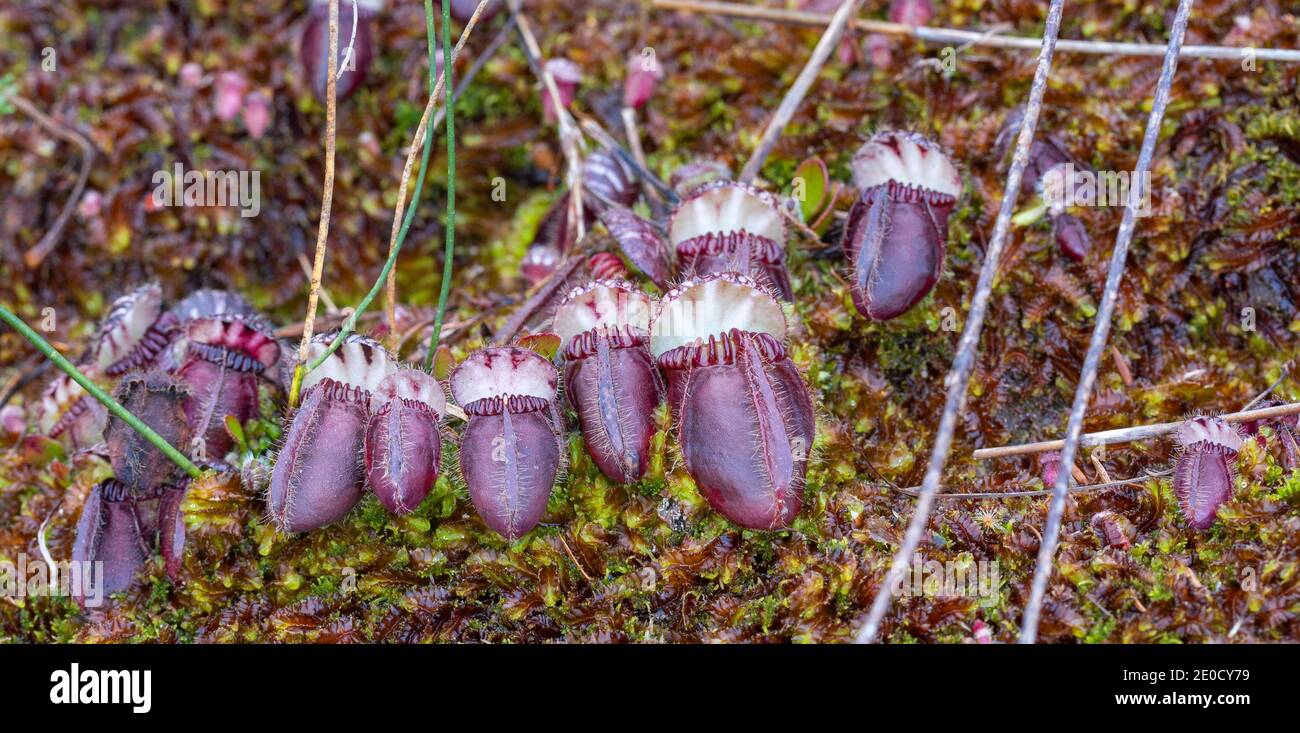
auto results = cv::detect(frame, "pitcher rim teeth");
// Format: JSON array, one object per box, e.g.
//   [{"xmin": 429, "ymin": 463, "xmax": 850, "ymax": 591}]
[
  {"xmin": 553, "ymin": 279, "xmax": 654, "ymax": 351},
  {"xmin": 667, "ymin": 180, "xmax": 785, "ymax": 249},
  {"xmin": 851, "ymin": 130, "xmax": 962, "ymax": 199},
  {"xmin": 450, "ymin": 346, "xmax": 559, "ymax": 407},
  {"xmin": 649, "ymin": 273, "xmax": 786, "ymax": 358}
]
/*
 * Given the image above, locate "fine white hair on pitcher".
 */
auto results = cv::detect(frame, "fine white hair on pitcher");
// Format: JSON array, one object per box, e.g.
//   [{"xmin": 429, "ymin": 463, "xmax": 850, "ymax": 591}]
[{"xmin": 1175, "ymin": 416, "xmax": 1243, "ymax": 453}]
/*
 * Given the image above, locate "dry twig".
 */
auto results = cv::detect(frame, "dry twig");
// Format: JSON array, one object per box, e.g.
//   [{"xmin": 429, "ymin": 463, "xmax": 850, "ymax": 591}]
[
  {"xmin": 972, "ymin": 402, "xmax": 1300, "ymax": 461},
  {"xmin": 737, "ymin": 0, "xmax": 865, "ymax": 183},
  {"xmin": 291, "ymin": 0, "xmax": 342, "ymax": 405},
  {"xmin": 654, "ymin": 0, "xmax": 1300, "ymax": 62},
  {"xmin": 1021, "ymin": 0, "xmax": 1195, "ymax": 644},
  {"xmin": 853, "ymin": 0, "xmax": 1068, "ymax": 645},
  {"xmin": 12, "ymin": 95, "xmax": 97, "ymax": 269}
]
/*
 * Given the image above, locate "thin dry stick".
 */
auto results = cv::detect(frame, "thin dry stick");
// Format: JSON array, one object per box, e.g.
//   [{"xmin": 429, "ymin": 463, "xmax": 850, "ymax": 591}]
[
  {"xmin": 852, "ymin": 0, "xmax": 1067, "ymax": 646},
  {"xmin": 297, "ymin": 252, "xmax": 338, "ymax": 313},
  {"xmin": 302, "ymin": 0, "xmax": 493, "ymax": 384},
  {"xmin": 12, "ymin": 95, "xmax": 97, "ymax": 269},
  {"xmin": 737, "ymin": 0, "xmax": 864, "ymax": 183},
  {"xmin": 291, "ymin": 0, "xmax": 341, "ymax": 404},
  {"xmin": 576, "ymin": 115, "xmax": 677, "ymax": 203},
  {"xmin": 887, "ymin": 469, "xmax": 1172, "ymax": 499},
  {"xmin": 510, "ymin": 0, "xmax": 587, "ymax": 241},
  {"xmin": 384, "ymin": 0, "xmax": 443, "ymax": 350},
  {"xmin": 621, "ymin": 107, "xmax": 661, "ymax": 204},
  {"xmin": 558, "ymin": 533, "xmax": 595, "ymax": 585},
  {"xmin": 338, "ymin": 0, "xmax": 359, "ymax": 80},
  {"xmin": 1020, "ymin": 0, "xmax": 1195, "ymax": 645},
  {"xmin": 972, "ymin": 402, "xmax": 1300, "ymax": 461},
  {"xmin": 653, "ymin": 0, "xmax": 1300, "ymax": 63},
  {"xmin": 1242, "ymin": 360, "xmax": 1293, "ymax": 410}
]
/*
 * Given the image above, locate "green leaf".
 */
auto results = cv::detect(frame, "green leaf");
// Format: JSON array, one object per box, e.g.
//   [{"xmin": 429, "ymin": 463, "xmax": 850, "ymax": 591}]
[
  {"xmin": 794, "ymin": 157, "xmax": 829, "ymax": 221},
  {"xmin": 0, "ymin": 73, "xmax": 16, "ymax": 115},
  {"xmin": 224, "ymin": 414, "xmax": 247, "ymax": 454}
]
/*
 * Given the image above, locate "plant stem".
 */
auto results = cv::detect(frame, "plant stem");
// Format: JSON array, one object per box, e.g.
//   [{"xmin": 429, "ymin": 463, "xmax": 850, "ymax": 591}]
[
  {"xmin": 0, "ymin": 305, "xmax": 201, "ymax": 479},
  {"xmin": 425, "ymin": 0, "xmax": 457, "ymax": 372},
  {"xmin": 302, "ymin": 0, "xmax": 493, "ymax": 378},
  {"xmin": 289, "ymin": 0, "xmax": 341, "ymax": 407},
  {"xmin": 384, "ymin": 0, "xmax": 443, "ymax": 348}
]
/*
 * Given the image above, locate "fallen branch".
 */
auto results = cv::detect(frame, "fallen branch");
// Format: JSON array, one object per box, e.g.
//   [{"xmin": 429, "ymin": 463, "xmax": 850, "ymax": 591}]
[
  {"xmin": 653, "ymin": 0, "xmax": 1300, "ymax": 63},
  {"xmin": 12, "ymin": 95, "xmax": 97, "ymax": 269},
  {"xmin": 972, "ymin": 401, "xmax": 1300, "ymax": 461},
  {"xmin": 886, "ymin": 469, "xmax": 1172, "ymax": 499},
  {"xmin": 737, "ymin": 0, "xmax": 864, "ymax": 183}
]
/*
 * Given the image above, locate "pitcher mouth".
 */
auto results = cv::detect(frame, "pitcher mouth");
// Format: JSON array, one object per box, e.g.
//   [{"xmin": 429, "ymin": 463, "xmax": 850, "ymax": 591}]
[
  {"xmin": 1176, "ymin": 416, "xmax": 1243, "ymax": 452},
  {"xmin": 851, "ymin": 130, "xmax": 962, "ymax": 199},
  {"xmin": 649, "ymin": 273, "xmax": 786, "ymax": 358},
  {"xmin": 300, "ymin": 332, "xmax": 398, "ymax": 398},
  {"xmin": 450, "ymin": 346, "xmax": 558, "ymax": 407},
  {"xmin": 656, "ymin": 328, "xmax": 787, "ymax": 370},
  {"xmin": 668, "ymin": 180, "xmax": 785, "ymax": 249},
  {"xmin": 185, "ymin": 317, "xmax": 281, "ymax": 373},
  {"xmin": 91, "ymin": 283, "xmax": 165, "ymax": 375},
  {"xmin": 675, "ymin": 229, "xmax": 786, "ymax": 264},
  {"xmin": 552, "ymin": 280, "xmax": 654, "ymax": 352}
]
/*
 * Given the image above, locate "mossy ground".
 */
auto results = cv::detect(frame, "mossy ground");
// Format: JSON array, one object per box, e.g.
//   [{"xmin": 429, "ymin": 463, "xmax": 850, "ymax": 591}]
[{"xmin": 2, "ymin": 1, "xmax": 1299, "ymax": 642}]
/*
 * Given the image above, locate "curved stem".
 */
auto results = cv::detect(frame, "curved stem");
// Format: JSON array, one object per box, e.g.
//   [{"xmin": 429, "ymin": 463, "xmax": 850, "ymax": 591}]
[
  {"xmin": 0, "ymin": 305, "xmax": 201, "ymax": 479},
  {"xmin": 303, "ymin": 0, "xmax": 493, "ymax": 377},
  {"xmin": 384, "ymin": 0, "xmax": 443, "ymax": 349},
  {"xmin": 289, "ymin": 0, "xmax": 341, "ymax": 407}
]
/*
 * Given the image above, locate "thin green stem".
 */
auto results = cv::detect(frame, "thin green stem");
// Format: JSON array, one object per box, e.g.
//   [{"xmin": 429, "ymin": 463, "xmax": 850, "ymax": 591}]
[
  {"xmin": 385, "ymin": 0, "xmax": 441, "ymax": 338},
  {"xmin": 425, "ymin": 0, "xmax": 457, "ymax": 373},
  {"xmin": 0, "ymin": 305, "xmax": 201, "ymax": 479},
  {"xmin": 307, "ymin": 0, "xmax": 488, "ymax": 374},
  {"xmin": 307, "ymin": 3, "xmax": 440, "ymax": 373}
]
